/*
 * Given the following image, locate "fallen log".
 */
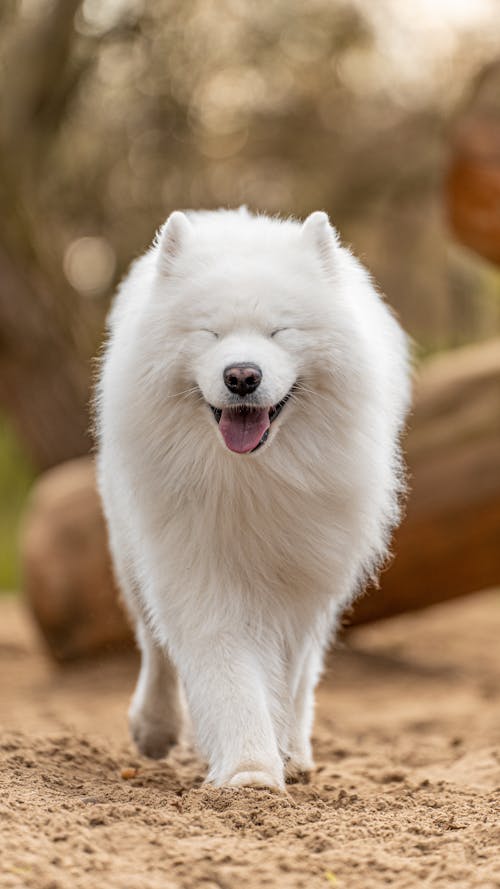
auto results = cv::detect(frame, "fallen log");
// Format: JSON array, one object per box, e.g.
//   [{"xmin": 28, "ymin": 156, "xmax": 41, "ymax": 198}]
[
  {"xmin": 350, "ymin": 337, "xmax": 500, "ymax": 624},
  {"xmin": 20, "ymin": 339, "xmax": 500, "ymax": 658}
]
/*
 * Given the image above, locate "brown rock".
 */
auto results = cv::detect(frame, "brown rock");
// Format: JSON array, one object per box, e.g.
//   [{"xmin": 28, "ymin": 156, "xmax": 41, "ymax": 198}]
[{"xmin": 20, "ymin": 458, "xmax": 133, "ymax": 661}]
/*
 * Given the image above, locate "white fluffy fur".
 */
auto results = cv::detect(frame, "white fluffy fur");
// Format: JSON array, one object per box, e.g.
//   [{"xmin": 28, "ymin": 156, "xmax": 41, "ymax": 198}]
[{"xmin": 95, "ymin": 207, "xmax": 410, "ymax": 789}]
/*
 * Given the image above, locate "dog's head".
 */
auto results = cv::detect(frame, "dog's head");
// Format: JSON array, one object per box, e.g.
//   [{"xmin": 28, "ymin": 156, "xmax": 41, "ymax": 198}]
[{"xmin": 152, "ymin": 208, "xmax": 352, "ymax": 455}]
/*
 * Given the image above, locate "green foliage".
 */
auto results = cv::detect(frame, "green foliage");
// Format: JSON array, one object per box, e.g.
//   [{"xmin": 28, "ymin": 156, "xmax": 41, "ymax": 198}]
[{"xmin": 0, "ymin": 416, "xmax": 34, "ymax": 593}]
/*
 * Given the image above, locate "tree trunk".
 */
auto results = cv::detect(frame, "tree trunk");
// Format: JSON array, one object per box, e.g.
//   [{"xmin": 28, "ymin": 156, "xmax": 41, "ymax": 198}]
[
  {"xmin": 445, "ymin": 61, "xmax": 500, "ymax": 267},
  {"xmin": 0, "ymin": 242, "xmax": 91, "ymax": 469},
  {"xmin": 0, "ymin": 0, "xmax": 94, "ymax": 469}
]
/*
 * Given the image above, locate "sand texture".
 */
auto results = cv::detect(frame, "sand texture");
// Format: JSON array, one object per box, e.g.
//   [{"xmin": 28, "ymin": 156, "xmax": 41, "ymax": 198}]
[{"xmin": 1, "ymin": 591, "xmax": 499, "ymax": 889}]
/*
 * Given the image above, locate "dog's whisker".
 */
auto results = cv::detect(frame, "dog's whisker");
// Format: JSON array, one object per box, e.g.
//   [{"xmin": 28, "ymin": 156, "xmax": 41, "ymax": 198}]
[
  {"xmin": 294, "ymin": 383, "xmax": 332, "ymax": 403},
  {"xmin": 164, "ymin": 386, "xmax": 200, "ymax": 400},
  {"xmin": 292, "ymin": 385, "xmax": 329, "ymax": 404}
]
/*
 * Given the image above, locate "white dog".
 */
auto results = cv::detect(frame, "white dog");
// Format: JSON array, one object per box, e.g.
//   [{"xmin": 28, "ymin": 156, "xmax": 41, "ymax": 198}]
[{"xmin": 96, "ymin": 208, "xmax": 410, "ymax": 790}]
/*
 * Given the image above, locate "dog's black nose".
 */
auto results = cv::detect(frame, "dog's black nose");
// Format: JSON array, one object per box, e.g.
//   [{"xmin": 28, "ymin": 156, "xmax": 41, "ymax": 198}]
[{"xmin": 223, "ymin": 363, "xmax": 262, "ymax": 396}]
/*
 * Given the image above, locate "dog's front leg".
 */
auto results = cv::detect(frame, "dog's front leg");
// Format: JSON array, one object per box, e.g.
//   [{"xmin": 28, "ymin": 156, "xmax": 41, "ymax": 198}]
[
  {"xmin": 176, "ymin": 633, "xmax": 284, "ymax": 790},
  {"xmin": 283, "ymin": 632, "xmax": 329, "ymax": 783}
]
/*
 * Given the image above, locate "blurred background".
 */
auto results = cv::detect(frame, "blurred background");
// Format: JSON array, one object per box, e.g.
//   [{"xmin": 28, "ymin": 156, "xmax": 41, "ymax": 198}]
[
  {"xmin": 1, "ymin": 0, "xmax": 499, "ymax": 650},
  {"xmin": 2, "ymin": 9, "xmax": 499, "ymax": 881}
]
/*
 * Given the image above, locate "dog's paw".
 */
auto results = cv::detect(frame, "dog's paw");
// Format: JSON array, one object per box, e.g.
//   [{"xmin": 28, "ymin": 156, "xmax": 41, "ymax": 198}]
[
  {"xmin": 285, "ymin": 756, "xmax": 314, "ymax": 784},
  {"xmin": 129, "ymin": 713, "xmax": 178, "ymax": 760},
  {"xmin": 226, "ymin": 763, "xmax": 284, "ymax": 791},
  {"xmin": 228, "ymin": 770, "xmax": 282, "ymax": 790}
]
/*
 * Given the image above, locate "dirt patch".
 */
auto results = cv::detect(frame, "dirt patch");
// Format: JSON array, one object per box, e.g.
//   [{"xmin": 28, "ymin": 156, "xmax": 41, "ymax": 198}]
[{"xmin": 1, "ymin": 591, "xmax": 499, "ymax": 889}]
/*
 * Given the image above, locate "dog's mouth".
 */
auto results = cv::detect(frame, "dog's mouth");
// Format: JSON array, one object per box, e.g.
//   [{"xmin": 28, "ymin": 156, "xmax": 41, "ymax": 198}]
[{"xmin": 209, "ymin": 394, "xmax": 291, "ymax": 454}]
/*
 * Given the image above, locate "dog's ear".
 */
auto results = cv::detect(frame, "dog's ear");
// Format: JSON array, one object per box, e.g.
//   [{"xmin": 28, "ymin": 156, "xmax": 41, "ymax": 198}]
[
  {"xmin": 301, "ymin": 211, "xmax": 340, "ymax": 272},
  {"xmin": 157, "ymin": 211, "xmax": 192, "ymax": 273}
]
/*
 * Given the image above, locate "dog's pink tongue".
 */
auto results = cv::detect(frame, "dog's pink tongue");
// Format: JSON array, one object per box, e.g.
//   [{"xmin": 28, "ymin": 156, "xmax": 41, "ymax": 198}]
[{"xmin": 219, "ymin": 408, "xmax": 270, "ymax": 454}]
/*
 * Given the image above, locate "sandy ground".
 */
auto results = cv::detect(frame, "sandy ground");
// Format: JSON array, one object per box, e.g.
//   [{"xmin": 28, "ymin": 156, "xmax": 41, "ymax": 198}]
[{"xmin": 0, "ymin": 591, "xmax": 499, "ymax": 889}]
